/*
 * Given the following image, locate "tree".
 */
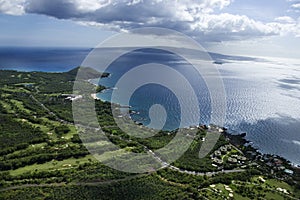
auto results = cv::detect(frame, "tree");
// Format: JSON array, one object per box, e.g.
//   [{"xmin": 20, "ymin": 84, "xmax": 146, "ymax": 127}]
[{"xmin": 54, "ymin": 125, "xmax": 70, "ymax": 137}]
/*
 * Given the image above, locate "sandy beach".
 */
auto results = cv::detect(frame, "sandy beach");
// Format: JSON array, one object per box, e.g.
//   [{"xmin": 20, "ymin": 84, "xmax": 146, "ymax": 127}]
[{"xmin": 91, "ymin": 93, "xmax": 99, "ymax": 100}]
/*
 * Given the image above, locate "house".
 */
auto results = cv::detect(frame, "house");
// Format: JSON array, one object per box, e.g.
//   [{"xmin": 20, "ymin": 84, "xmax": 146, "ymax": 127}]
[
  {"xmin": 220, "ymin": 146, "xmax": 228, "ymax": 153},
  {"xmin": 61, "ymin": 94, "xmax": 83, "ymax": 101},
  {"xmin": 225, "ymin": 145, "xmax": 232, "ymax": 150},
  {"xmin": 246, "ymin": 151, "xmax": 258, "ymax": 159},
  {"xmin": 228, "ymin": 157, "xmax": 238, "ymax": 164},
  {"xmin": 213, "ymin": 158, "xmax": 223, "ymax": 165},
  {"xmin": 199, "ymin": 124, "xmax": 208, "ymax": 130},
  {"xmin": 214, "ymin": 150, "xmax": 222, "ymax": 157},
  {"xmin": 284, "ymin": 169, "xmax": 294, "ymax": 175},
  {"xmin": 237, "ymin": 156, "xmax": 247, "ymax": 161},
  {"xmin": 273, "ymin": 158, "xmax": 283, "ymax": 166}
]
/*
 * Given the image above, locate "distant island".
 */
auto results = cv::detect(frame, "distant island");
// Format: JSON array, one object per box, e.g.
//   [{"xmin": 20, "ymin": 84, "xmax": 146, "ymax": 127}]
[{"xmin": 0, "ymin": 67, "xmax": 299, "ymax": 200}]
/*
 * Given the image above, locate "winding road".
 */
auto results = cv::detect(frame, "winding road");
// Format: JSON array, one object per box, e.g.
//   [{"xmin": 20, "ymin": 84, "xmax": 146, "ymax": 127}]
[{"xmin": 29, "ymin": 92, "xmax": 246, "ymax": 177}]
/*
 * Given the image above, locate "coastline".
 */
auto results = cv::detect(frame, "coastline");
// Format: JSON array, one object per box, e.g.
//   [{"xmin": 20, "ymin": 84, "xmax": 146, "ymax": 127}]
[
  {"xmin": 91, "ymin": 93, "xmax": 99, "ymax": 100},
  {"xmin": 92, "ymin": 92, "xmax": 300, "ymax": 169},
  {"xmin": 90, "ymin": 77, "xmax": 300, "ymax": 167}
]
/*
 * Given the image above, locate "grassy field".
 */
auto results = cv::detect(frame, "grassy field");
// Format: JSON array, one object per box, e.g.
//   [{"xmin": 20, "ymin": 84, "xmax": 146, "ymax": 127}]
[{"xmin": 10, "ymin": 155, "xmax": 96, "ymax": 176}]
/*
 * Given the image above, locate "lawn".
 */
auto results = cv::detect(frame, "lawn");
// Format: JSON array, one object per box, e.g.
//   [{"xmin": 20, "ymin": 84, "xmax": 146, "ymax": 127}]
[
  {"xmin": 15, "ymin": 118, "xmax": 50, "ymax": 133},
  {"xmin": 10, "ymin": 99, "xmax": 32, "ymax": 114},
  {"xmin": 64, "ymin": 125, "xmax": 78, "ymax": 139},
  {"xmin": 264, "ymin": 191, "xmax": 286, "ymax": 200},
  {"xmin": 10, "ymin": 155, "xmax": 96, "ymax": 176},
  {"xmin": 0, "ymin": 100, "xmax": 14, "ymax": 113},
  {"xmin": 1, "ymin": 86, "xmax": 30, "ymax": 93},
  {"xmin": 266, "ymin": 179, "xmax": 293, "ymax": 191}
]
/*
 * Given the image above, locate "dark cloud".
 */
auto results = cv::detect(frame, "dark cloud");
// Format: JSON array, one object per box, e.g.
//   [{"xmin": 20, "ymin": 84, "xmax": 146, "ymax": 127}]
[{"xmin": 25, "ymin": 0, "xmax": 83, "ymax": 19}]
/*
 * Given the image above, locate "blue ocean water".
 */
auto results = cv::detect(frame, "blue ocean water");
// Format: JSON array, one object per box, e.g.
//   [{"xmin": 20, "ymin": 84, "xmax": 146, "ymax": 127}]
[
  {"xmin": 95, "ymin": 48, "xmax": 212, "ymax": 130},
  {"xmin": 0, "ymin": 47, "xmax": 299, "ymax": 165},
  {"xmin": 0, "ymin": 47, "xmax": 90, "ymax": 72}
]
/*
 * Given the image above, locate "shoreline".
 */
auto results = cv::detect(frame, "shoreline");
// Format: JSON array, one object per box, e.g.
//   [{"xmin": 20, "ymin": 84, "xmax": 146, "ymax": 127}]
[
  {"xmin": 89, "ymin": 74, "xmax": 300, "ymax": 167},
  {"xmin": 91, "ymin": 93, "xmax": 99, "ymax": 100}
]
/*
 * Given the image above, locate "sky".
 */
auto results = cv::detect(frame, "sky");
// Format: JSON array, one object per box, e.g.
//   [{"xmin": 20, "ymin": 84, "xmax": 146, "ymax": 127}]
[{"xmin": 0, "ymin": 0, "xmax": 299, "ymax": 58}]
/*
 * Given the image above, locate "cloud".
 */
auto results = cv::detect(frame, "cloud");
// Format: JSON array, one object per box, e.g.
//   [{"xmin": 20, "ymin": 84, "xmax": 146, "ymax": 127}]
[
  {"xmin": 291, "ymin": 3, "xmax": 300, "ymax": 9},
  {"xmin": 275, "ymin": 16, "xmax": 295, "ymax": 23},
  {"xmin": 289, "ymin": 1, "xmax": 300, "ymax": 12},
  {"xmin": 0, "ymin": 0, "xmax": 299, "ymax": 42},
  {"xmin": 189, "ymin": 13, "xmax": 279, "ymax": 41},
  {"xmin": 0, "ymin": 0, "xmax": 25, "ymax": 15},
  {"xmin": 292, "ymin": 140, "xmax": 300, "ymax": 146},
  {"xmin": 269, "ymin": 16, "xmax": 300, "ymax": 37}
]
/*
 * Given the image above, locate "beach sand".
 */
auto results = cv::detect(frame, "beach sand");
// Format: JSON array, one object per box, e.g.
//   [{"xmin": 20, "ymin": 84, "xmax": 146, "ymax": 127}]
[{"xmin": 91, "ymin": 93, "xmax": 99, "ymax": 100}]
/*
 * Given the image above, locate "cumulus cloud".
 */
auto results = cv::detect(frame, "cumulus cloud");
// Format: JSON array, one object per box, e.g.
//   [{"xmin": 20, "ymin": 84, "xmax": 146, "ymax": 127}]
[
  {"xmin": 0, "ymin": 0, "xmax": 299, "ymax": 41},
  {"xmin": 289, "ymin": 0, "xmax": 300, "ymax": 12},
  {"xmin": 269, "ymin": 16, "xmax": 300, "ymax": 37},
  {"xmin": 0, "ymin": 0, "xmax": 25, "ymax": 15},
  {"xmin": 275, "ymin": 16, "xmax": 295, "ymax": 23},
  {"xmin": 291, "ymin": 3, "xmax": 300, "ymax": 9},
  {"xmin": 190, "ymin": 13, "xmax": 280, "ymax": 41}
]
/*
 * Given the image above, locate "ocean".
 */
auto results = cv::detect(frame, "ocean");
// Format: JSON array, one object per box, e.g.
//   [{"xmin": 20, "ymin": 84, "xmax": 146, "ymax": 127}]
[
  {"xmin": 1, "ymin": 47, "xmax": 299, "ymax": 165},
  {"xmin": 0, "ymin": 47, "xmax": 91, "ymax": 72}
]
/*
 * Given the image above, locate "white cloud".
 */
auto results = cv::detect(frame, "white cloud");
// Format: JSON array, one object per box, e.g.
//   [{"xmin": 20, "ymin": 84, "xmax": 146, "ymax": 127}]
[
  {"xmin": 0, "ymin": 0, "xmax": 25, "ymax": 15},
  {"xmin": 291, "ymin": 3, "xmax": 300, "ymax": 9},
  {"xmin": 126, "ymin": 0, "xmax": 143, "ymax": 6},
  {"xmin": 72, "ymin": 0, "xmax": 112, "ymax": 12},
  {"xmin": 292, "ymin": 140, "xmax": 300, "ymax": 146},
  {"xmin": 268, "ymin": 16, "xmax": 300, "ymax": 37},
  {"xmin": 275, "ymin": 16, "xmax": 295, "ymax": 23},
  {"xmin": 289, "ymin": 1, "xmax": 300, "ymax": 12},
  {"xmin": 192, "ymin": 13, "xmax": 278, "ymax": 37}
]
